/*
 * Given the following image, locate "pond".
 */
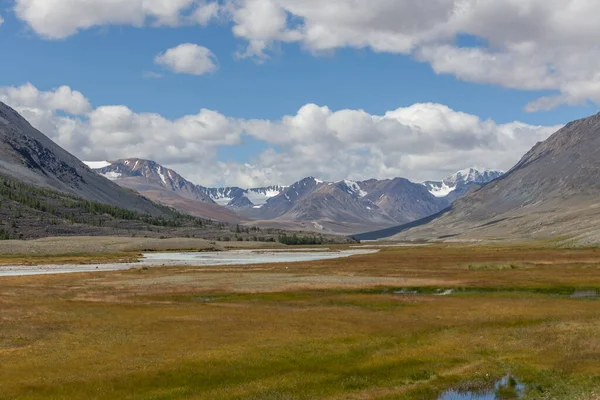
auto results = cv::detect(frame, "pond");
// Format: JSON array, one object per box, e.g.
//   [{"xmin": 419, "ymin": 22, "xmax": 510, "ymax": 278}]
[
  {"xmin": 438, "ymin": 376, "xmax": 525, "ymax": 400},
  {"xmin": 0, "ymin": 249, "xmax": 378, "ymax": 277}
]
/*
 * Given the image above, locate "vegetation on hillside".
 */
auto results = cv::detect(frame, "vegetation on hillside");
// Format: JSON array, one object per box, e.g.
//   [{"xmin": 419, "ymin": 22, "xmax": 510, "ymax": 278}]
[{"xmin": 0, "ymin": 174, "xmax": 356, "ymax": 243}]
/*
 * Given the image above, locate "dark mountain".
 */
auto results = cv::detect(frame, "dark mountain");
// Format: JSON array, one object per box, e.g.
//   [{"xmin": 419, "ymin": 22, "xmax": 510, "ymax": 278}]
[
  {"xmin": 385, "ymin": 112, "xmax": 600, "ymax": 244},
  {"xmin": 0, "ymin": 102, "xmax": 167, "ymax": 216}
]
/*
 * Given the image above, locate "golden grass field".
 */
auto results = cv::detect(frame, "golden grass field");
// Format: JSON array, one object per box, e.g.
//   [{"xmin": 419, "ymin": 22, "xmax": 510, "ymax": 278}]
[{"xmin": 1, "ymin": 243, "xmax": 600, "ymax": 399}]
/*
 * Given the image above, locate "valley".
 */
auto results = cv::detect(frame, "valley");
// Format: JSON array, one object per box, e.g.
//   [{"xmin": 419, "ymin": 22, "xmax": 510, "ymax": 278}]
[
  {"xmin": 1, "ymin": 243, "xmax": 599, "ymax": 399},
  {"xmin": 3, "ymin": 4, "xmax": 600, "ymax": 399}
]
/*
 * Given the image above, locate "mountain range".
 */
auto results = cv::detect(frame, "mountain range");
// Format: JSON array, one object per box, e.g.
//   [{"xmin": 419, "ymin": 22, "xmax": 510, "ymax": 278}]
[
  {"xmin": 358, "ymin": 112, "xmax": 600, "ymax": 246},
  {"xmin": 86, "ymin": 158, "xmax": 503, "ymax": 234},
  {"xmin": 0, "ymin": 101, "xmax": 353, "ymax": 243},
  {"xmin": 7, "ymin": 96, "xmax": 600, "ymax": 245}
]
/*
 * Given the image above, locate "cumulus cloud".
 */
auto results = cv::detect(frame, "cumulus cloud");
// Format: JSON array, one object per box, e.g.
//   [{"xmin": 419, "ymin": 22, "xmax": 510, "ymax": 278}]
[
  {"xmin": 13, "ymin": 0, "xmax": 204, "ymax": 38},
  {"xmin": 12, "ymin": 0, "xmax": 600, "ymax": 110},
  {"xmin": 219, "ymin": 0, "xmax": 600, "ymax": 110},
  {"xmin": 0, "ymin": 83, "xmax": 561, "ymax": 187},
  {"xmin": 0, "ymin": 83, "xmax": 91, "ymax": 115},
  {"xmin": 155, "ymin": 44, "xmax": 219, "ymax": 75}
]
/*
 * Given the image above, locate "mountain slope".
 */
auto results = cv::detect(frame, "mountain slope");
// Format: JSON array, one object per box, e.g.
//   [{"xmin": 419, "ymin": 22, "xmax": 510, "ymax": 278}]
[
  {"xmin": 0, "ymin": 102, "xmax": 167, "ymax": 216},
  {"xmin": 85, "ymin": 157, "xmax": 502, "ymax": 234},
  {"xmin": 91, "ymin": 159, "xmax": 215, "ymax": 203},
  {"xmin": 387, "ymin": 112, "xmax": 600, "ymax": 244},
  {"xmin": 246, "ymin": 177, "xmax": 451, "ymax": 234},
  {"xmin": 86, "ymin": 159, "xmax": 240, "ymax": 222}
]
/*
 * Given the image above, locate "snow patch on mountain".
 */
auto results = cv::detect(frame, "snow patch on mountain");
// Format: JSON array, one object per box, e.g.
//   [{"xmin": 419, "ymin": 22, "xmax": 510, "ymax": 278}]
[
  {"xmin": 157, "ymin": 166, "xmax": 168, "ymax": 186},
  {"xmin": 423, "ymin": 167, "xmax": 504, "ymax": 198},
  {"xmin": 205, "ymin": 186, "xmax": 288, "ymax": 208},
  {"xmin": 343, "ymin": 180, "xmax": 368, "ymax": 198},
  {"xmin": 245, "ymin": 187, "xmax": 285, "ymax": 207},
  {"xmin": 428, "ymin": 183, "xmax": 456, "ymax": 198}
]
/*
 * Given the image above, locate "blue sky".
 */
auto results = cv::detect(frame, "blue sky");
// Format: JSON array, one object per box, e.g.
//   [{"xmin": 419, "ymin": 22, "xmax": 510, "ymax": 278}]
[{"xmin": 0, "ymin": 1, "xmax": 598, "ymax": 187}]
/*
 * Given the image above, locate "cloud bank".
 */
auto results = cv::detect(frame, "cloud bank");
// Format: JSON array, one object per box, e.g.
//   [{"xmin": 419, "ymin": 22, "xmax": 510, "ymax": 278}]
[{"xmin": 0, "ymin": 83, "xmax": 560, "ymax": 188}]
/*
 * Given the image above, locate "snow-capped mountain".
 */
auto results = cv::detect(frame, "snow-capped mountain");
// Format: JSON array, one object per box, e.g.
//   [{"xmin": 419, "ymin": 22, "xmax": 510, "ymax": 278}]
[
  {"xmin": 84, "ymin": 159, "xmax": 215, "ymax": 204},
  {"xmin": 244, "ymin": 176, "xmax": 449, "ymax": 233},
  {"xmin": 202, "ymin": 186, "xmax": 288, "ymax": 209},
  {"xmin": 423, "ymin": 168, "xmax": 504, "ymax": 201},
  {"xmin": 85, "ymin": 158, "xmax": 502, "ymax": 234}
]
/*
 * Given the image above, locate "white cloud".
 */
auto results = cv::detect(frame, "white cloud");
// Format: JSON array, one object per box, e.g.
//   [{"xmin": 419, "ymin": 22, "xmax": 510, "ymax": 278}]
[
  {"xmin": 13, "ymin": 0, "xmax": 200, "ymax": 38},
  {"xmin": 155, "ymin": 43, "xmax": 219, "ymax": 75},
  {"xmin": 13, "ymin": 0, "xmax": 600, "ymax": 110},
  {"xmin": 216, "ymin": 0, "xmax": 600, "ymax": 109},
  {"xmin": 0, "ymin": 83, "xmax": 561, "ymax": 187},
  {"xmin": 190, "ymin": 1, "xmax": 221, "ymax": 25},
  {"xmin": 0, "ymin": 83, "xmax": 91, "ymax": 115},
  {"xmin": 0, "ymin": 13, "xmax": 4, "ymax": 26}
]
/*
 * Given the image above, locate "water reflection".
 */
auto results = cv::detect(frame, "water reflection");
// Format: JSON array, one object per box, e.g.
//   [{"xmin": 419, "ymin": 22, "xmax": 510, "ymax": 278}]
[{"xmin": 438, "ymin": 376, "xmax": 524, "ymax": 400}]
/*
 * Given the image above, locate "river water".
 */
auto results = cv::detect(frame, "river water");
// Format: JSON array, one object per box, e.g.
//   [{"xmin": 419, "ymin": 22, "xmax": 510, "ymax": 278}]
[{"xmin": 0, "ymin": 249, "xmax": 378, "ymax": 277}]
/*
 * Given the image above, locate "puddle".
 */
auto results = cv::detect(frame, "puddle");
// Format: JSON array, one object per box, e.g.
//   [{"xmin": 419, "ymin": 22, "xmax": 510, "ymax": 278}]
[
  {"xmin": 392, "ymin": 288, "xmax": 454, "ymax": 296},
  {"xmin": 0, "ymin": 249, "xmax": 378, "ymax": 277},
  {"xmin": 571, "ymin": 290, "xmax": 599, "ymax": 299},
  {"xmin": 389, "ymin": 287, "xmax": 600, "ymax": 299},
  {"xmin": 439, "ymin": 376, "xmax": 525, "ymax": 400}
]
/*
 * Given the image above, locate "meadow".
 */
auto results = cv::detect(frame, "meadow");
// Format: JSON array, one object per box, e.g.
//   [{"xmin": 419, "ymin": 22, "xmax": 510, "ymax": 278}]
[{"xmin": 1, "ymin": 243, "xmax": 600, "ymax": 399}]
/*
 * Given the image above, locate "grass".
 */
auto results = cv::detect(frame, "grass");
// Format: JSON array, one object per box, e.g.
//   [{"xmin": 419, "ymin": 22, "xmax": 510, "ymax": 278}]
[
  {"xmin": 0, "ymin": 251, "xmax": 140, "ymax": 265},
  {"xmin": 1, "ymin": 244, "xmax": 600, "ymax": 399}
]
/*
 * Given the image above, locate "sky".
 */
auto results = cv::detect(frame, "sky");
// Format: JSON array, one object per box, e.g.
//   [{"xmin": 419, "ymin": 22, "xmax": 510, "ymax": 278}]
[{"xmin": 0, "ymin": 0, "xmax": 598, "ymax": 188}]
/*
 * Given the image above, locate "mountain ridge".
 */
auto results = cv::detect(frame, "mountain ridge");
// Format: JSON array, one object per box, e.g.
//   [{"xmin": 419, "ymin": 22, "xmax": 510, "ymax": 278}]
[
  {"xmin": 86, "ymin": 158, "xmax": 503, "ymax": 234},
  {"xmin": 0, "ymin": 102, "xmax": 169, "ymax": 217}
]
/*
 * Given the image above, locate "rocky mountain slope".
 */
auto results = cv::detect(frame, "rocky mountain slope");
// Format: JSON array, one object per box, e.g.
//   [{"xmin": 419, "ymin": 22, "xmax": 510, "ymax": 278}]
[
  {"xmin": 88, "ymin": 158, "xmax": 502, "ymax": 234},
  {"xmin": 86, "ymin": 159, "xmax": 240, "ymax": 222},
  {"xmin": 243, "ymin": 171, "xmax": 501, "ymax": 234},
  {"xmin": 0, "ymin": 102, "xmax": 168, "ymax": 217},
  {"xmin": 91, "ymin": 159, "xmax": 215, "ymax": 203},
  {"xmin": 383, "ymin": 112, "xmax": 600, "ymax": 245}
]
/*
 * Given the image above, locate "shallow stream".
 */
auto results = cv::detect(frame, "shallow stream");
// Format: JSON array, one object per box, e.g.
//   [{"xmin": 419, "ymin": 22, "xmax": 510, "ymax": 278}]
[{"xmin": 0, "ymin": 249, "xmax": 378, "ymax": 277}]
